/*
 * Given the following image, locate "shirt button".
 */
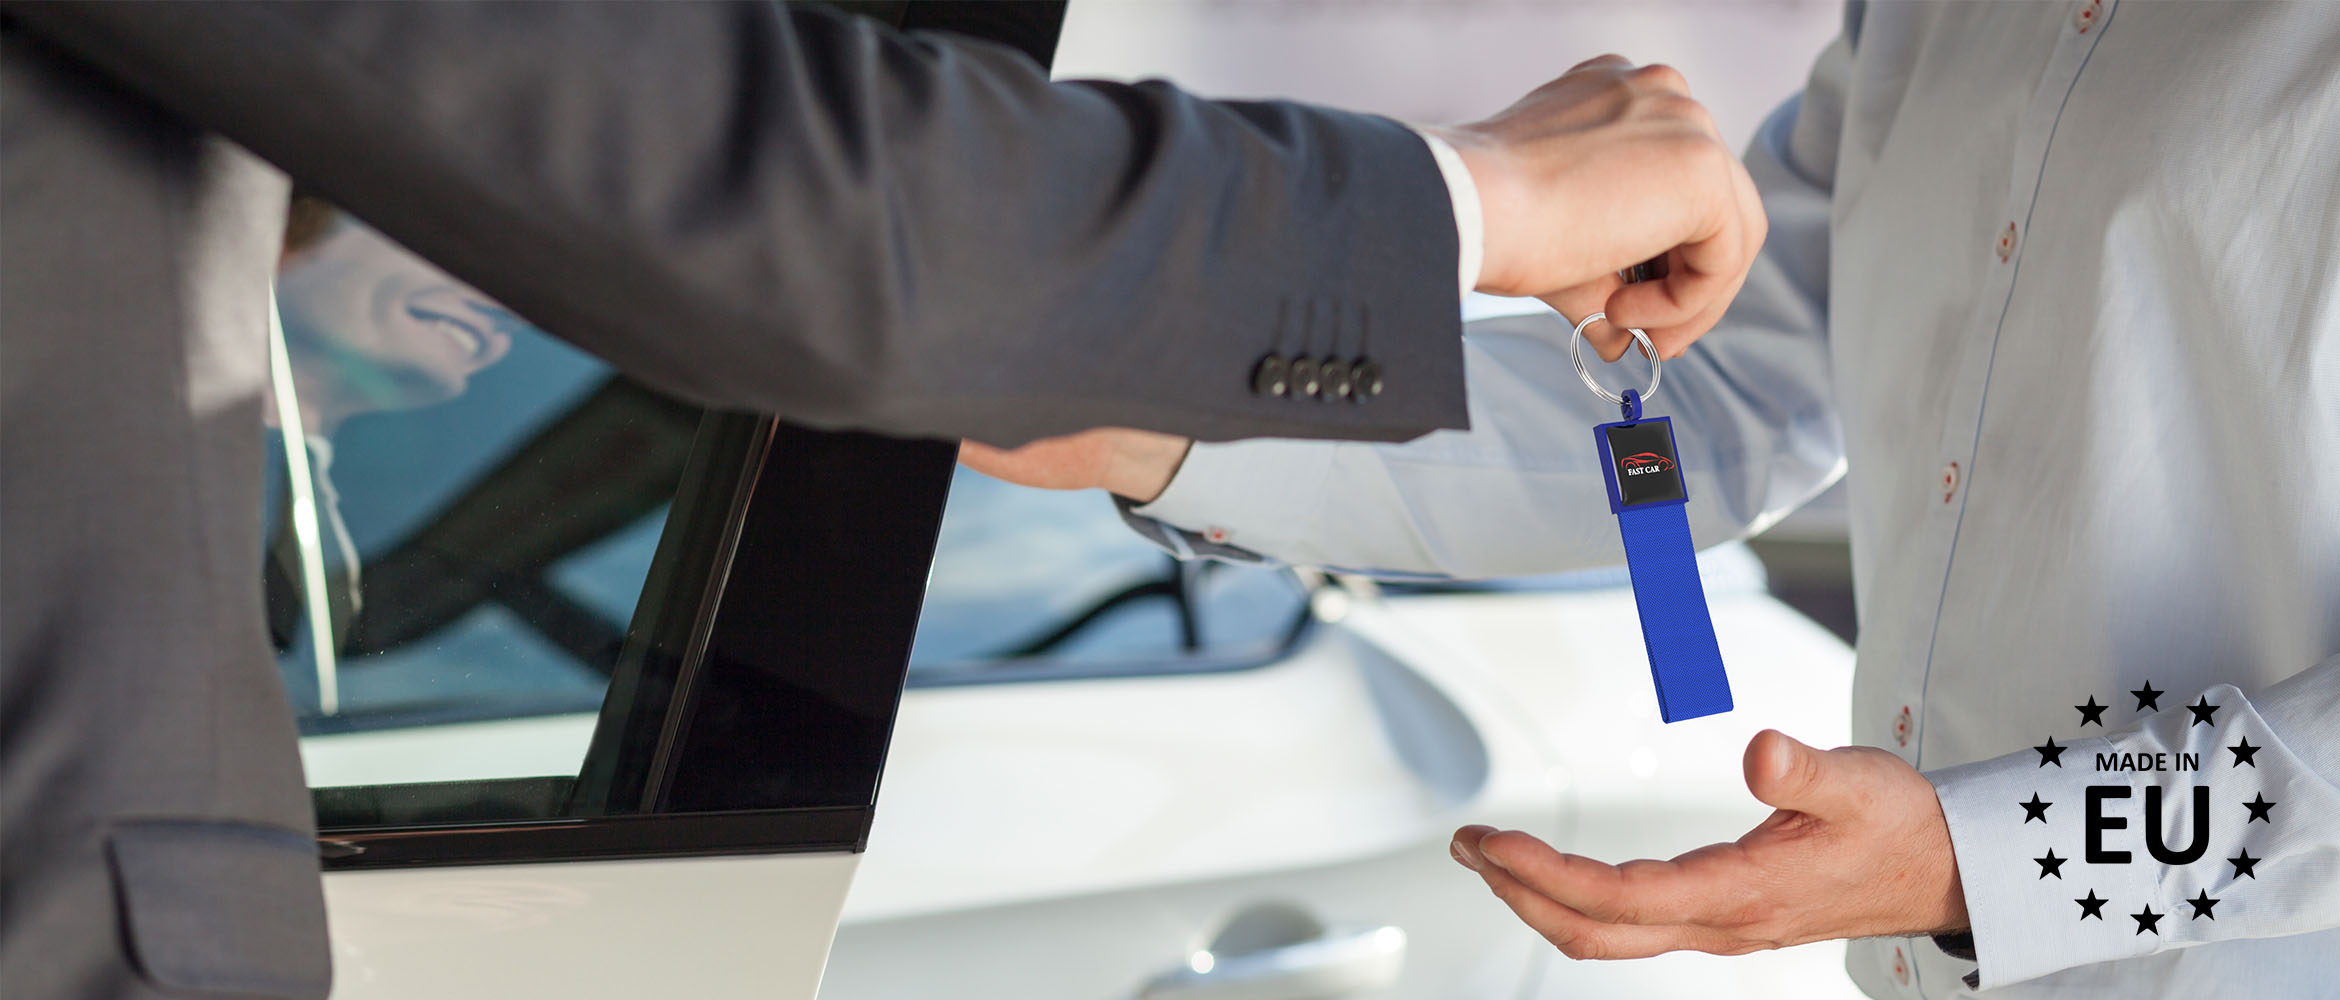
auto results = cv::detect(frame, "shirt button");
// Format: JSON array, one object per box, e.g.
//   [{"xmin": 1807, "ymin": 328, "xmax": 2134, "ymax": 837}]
[
  {"xmin": 1996, "ymin": 222, "xmax": 2018, "ymax": 262},
  {"xmin": 1893, "ymin": 945, "xmax": 1911, "ymax": 985},
  {"xmin": 1894, "ymin": 705, "xmax": 1913, "ymax": 748},
  {"xmin": 1942, "ymin": 461, "xmax": 1961, "ymax": 503},
  {"xmin": 2073, "ymin": 0, "xmax": 2102, "ymax": 33}
]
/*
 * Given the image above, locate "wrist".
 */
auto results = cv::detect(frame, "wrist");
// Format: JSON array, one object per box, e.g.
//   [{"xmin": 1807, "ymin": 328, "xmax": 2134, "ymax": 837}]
[
  {"xmin": 1426, "ymin": 126, "xmax": 1521, "ymax": 295},
  {"xmin": 1103, "ymin": 433, "xmax": 1191, "ymax": 504}
]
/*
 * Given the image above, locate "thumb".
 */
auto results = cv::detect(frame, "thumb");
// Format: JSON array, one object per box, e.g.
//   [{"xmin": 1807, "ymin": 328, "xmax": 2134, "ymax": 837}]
[{"xmin": 1744, "ymin": 729, "xmax": 1859, "ymax": 816}]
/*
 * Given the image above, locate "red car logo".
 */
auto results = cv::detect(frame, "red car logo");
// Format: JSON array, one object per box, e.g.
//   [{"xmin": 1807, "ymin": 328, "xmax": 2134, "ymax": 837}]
[{"xmin": 1620, "ymin": 452, "xmax": 1675, "ymax": 475}]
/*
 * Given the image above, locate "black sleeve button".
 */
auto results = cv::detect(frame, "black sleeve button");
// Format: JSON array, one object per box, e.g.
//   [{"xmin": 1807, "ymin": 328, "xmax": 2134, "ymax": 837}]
[
  {"xmin": 1350, "ymin": 357, "xmax": 1384, "ymax": 402},
  {"xmin": 1251, "ymin": 354, "xmax": 1290, "ymax": 397},
  {"xmin": 1319, "ymin": 359, "xmax": 1353, "ymax": 401},
  {"xmin": 1289, "ymin": 356, "xmax": 1322, "ymax": 398}
]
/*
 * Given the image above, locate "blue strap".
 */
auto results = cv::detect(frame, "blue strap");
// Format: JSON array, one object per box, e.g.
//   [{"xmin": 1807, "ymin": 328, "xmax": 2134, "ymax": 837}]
[{"xmin": 1615, "ymin": 501, "xmax": 1733, "ymax": 722}]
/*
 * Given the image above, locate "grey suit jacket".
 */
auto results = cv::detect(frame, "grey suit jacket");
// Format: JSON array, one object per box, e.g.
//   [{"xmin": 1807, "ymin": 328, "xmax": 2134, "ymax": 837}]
[
  {"xmin": 2, "ymin": 3, "xmax": 1465, "ymax": 997},
  {"xmin": 13, "ymin": 0, "xmax": 1469, "ymax": 446}
]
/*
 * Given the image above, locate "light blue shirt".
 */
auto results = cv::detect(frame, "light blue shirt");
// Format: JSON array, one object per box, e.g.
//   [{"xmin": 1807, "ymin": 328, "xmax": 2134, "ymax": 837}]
[{"xmin": 1121, "ymin": 3, "xmax": 2340, "ymax": 995}]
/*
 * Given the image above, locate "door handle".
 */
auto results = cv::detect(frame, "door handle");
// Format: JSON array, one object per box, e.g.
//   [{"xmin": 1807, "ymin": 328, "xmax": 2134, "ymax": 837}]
[{"xmin": 1139, "ymin": 924, "xmax": 1406, "ymax": 1000}]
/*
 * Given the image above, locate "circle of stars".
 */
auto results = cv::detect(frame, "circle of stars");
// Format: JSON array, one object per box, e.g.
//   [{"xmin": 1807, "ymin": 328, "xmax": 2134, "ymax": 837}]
[{"xmin": 2014, "ymin": 683, "xmax": 2281, "ymax": 934}]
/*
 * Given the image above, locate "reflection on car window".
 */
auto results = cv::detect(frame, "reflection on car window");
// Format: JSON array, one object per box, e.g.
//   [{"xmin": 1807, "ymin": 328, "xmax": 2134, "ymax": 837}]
[
  {"xmin": 269, "ymin": 206, "xmax": 1301, "ymax": 828},
  {"xmin": 908, "ymin": 468, "xmax": 1308, "ymax": 683},
  {"xmin": 267, "ymin": 206, "xmax": 700, "ymax": 807}
]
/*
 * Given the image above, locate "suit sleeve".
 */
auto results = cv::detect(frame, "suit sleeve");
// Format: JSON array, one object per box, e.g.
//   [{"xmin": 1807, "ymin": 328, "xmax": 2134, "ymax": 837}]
[
  {"xmin": 6, "ymin": 1, "xmax": 1465, "ymax": 447},
  {"xmin": 1118, "ymin": 27, "xmax": 1854, "ymax": 578}
]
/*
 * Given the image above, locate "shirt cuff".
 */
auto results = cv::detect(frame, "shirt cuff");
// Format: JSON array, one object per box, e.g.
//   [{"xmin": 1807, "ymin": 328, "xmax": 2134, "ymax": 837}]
[
  {"xmin": 1926, "ymin": 738, "xmax": 2162, "ymax": 989},
  {"xmin": 1128, "ymin": 438, "xmax": 1338, "ymax": 558},
  {"xmin": 1411, "ymin": 129, "xmax": 1483, "ymax": 298}
]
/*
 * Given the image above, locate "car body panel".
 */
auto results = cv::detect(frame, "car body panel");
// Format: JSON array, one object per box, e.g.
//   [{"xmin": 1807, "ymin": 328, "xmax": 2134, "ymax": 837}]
[
  {"xmin": 823, "ymin": 619, "xmax": 1558, "ymax": 999},
  {"xmin": 1367, "ymin": 581, "xmax": 1869, "ymax": 999},
  {"xmin": 816, "ymin": 548, "xmax": 1870, "ymax": 1000},
  {"xmin": 324, "ymin": 853, "xmax": 859, "ymax": 1000}
]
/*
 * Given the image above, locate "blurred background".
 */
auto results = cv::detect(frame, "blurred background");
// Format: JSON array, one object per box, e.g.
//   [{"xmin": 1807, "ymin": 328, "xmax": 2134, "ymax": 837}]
[{"xmin": 1057, "ymin": 0, "xmax": 1838, "ymax": 152}]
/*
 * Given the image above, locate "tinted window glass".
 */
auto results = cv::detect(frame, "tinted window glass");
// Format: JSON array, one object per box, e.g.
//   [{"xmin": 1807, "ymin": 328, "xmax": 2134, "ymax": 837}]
[{"xmin": 268, "ymin": 212, "xmax": 699, "ymax": 819}]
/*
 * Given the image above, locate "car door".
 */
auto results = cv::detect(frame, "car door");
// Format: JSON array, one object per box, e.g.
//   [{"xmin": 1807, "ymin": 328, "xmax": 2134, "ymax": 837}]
[
  {"xmin": 265, "ymin": 9, "xmax": 1061, "ymax": 994},
  {"xmin": 268, "ymin": 211, "xmax": 960, "ymax": 997},
  {"xmin": 813, "ymin": 466, "xmax": 1567, "ymax": 1000}
]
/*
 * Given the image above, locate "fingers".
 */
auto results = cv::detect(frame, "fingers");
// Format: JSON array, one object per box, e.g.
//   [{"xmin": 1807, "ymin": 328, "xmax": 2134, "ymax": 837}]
[
  {"xmin": 1452, "ymin": 828, "xmax": 1748, "ymax": 960},
  {"xmin": 1479, "ymin": 860, "xmax": 1735, "ymax": 959},
  {"xmin": 958, "ymin": 428, "xmax": 1192, "ymax": 500},
  {"xmin": 1477, "ymin": 830, "xmax": 1736, "ymax": 927},
  {"xmin": 955, "ymin": 432, "xmax": 1112, "ymax": 492},
  {"xmin": 1626, "ymin": 62, "xmax": 1691, "ymax": 97},
  {"xmin": 1566, "ymin": 52, "xmax": 1632, "ymax": 74},
  {"xmin": 1604, "ymin": 156, "xmax": 1761, "ymax": 353},
  {"xmin": 1461, "ymin": 53, "xmax": 1761, "ymax": 348},
  {"xmin": 1538, "ymin": 277, "xmax": 1641, "ymax": 363},
  {"xmin": 1743, "ymin": 729, "xmax": 1880, "ymax": 818},
  {"xmin": 958, "ymin": 439, "xmax": 1005, "ymax": 467}
]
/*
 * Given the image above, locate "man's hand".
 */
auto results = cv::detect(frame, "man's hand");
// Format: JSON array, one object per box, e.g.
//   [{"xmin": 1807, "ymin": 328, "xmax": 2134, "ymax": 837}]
[
  {"xmin": 959, "ymin": 428, "xmax": 1191, "ymax": 503},
  {"xmin": 1431, "ymin": 55, "xmax": 1767, "ymax": 362},
  {"xmin": 1450, "ymin": 730, "xmax": 1968, "ymax": 959}
]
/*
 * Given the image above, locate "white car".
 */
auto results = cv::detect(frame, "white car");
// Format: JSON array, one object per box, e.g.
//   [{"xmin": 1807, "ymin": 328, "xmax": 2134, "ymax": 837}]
[
  {"xmin": 297, "ymin": 450, "xmax": 1860, "ymax": 1000},
  {"xmin": 269, "ymin": 6, "xmax": 1867, "ymax": 998}
]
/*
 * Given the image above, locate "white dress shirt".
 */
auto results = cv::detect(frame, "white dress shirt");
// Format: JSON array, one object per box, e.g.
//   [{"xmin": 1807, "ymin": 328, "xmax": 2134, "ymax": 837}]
[{"xmin": 1123, "ymin": 3, "xmax": 2340, "ymax": 996}]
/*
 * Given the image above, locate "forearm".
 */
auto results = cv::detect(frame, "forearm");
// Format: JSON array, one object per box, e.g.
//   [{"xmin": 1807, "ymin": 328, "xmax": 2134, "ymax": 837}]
[
  {"xmin": 1129, "ymin": 313, "xmax": 1837, "ymax": 577},
  {"xmin": 11, "ymin": 1, "xmax": 1467, "ymax": 446},
  {"xmin": 1121, "ymin": 90, "xmax": 1844, "ymax": 578},
  {"xmin": 1928, "ymin": 655, "xmax": 2340, "ymax": 988}
]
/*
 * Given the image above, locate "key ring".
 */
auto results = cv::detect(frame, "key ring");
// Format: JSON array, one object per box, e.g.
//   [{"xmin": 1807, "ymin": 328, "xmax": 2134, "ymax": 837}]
[{"xmin": 1568, "ymin": 311, "xmax": 1661, "ymax": 407}]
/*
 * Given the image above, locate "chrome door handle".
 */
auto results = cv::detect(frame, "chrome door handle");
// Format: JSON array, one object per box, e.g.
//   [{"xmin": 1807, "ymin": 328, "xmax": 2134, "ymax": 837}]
[{"xmin": 1139, "ymin": 924, "xmax": 1406, "ymax": 1000}]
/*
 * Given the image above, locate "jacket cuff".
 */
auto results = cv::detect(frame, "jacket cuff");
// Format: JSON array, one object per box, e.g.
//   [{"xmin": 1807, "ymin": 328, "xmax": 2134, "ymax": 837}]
[{"xmin": 1927, "ymin": 739, "xmax": 2162, "ymax": 988}]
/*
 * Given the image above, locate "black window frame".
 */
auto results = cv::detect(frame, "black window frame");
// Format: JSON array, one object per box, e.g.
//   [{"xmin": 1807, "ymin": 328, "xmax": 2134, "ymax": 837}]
[{"xmin": 315, "ymin": 0, "xmax": 1066, "ymax": 870}]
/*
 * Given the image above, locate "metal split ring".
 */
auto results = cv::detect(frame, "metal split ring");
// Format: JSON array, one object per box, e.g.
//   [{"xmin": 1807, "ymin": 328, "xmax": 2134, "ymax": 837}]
[{"xmin": 1567, "ymin": 311, "xmax": 1661, "ymax": 406}]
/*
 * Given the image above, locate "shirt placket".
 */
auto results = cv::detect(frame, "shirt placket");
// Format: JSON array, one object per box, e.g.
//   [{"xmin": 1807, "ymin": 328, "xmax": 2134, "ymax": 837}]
[{"xmin": 1898, "ymin": 3, "xmax": 2118, "ymax": 996}]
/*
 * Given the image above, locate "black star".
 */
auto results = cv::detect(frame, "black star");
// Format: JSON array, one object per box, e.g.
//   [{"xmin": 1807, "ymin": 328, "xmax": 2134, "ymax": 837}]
[
  {"xmin": 2186, "ymin": 696, "xmax": 2220, "ymax": 727},
  {"xmin": 2020, "ymin": 792, "xmax": 2053, "ymax": 823},
  {"xmin": 2229, "ymin": 736, "xmax": 2261, "ymax": 768},
  {"xmin": 2035, "ymin": 735, "xmax": 2066, "ymax": 767},
  {"xmin": 2229, "ymin": 848, "xmax": 2260, "ymax": 879},
  {"xmin": 2035, "ymin": 849, "xmax": 2067, "ymax": 879},
  {"xmin": 2075, "ymin": 890, "xmax": 2108, "ymax": 920},
  {"xmin": 2131, "ymin": 682, "xmax": 2163, "ymax": 712},
  {"xmin": 2075, "ymin": 696, "xmax": 2109, "ymax": 727},
  {"xmin": 2185, "ymin": 890, "xmax": 2219, "ymax": 920},
  {"xmin": 2244, "ymin": 793, "xmax": 2278, "ymax": 824},
  {"xmin": 2133, "ymin": 906, "xmax": 2163, "ymax": 935}
]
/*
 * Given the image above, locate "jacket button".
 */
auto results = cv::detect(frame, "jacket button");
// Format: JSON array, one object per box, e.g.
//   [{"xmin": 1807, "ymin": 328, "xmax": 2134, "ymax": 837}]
[
  {"xmin": 1351, "ymin": 358, "xmax": 1385, "ymax": 402},
  {"xmin": 1319, "ymin": 359, "xmax": 1354, "ymax": 401},
  {"xmin": 1251, "ymin": 354, "xmax": 1290, "ymax": 397},
  {"xmin": 1289, "ymin": 356, "xmax": 1322, "ymax": 398}
]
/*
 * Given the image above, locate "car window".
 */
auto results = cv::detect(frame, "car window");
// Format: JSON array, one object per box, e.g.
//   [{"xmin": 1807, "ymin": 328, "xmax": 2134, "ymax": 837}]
[
  {"xmin": 906, "ymin": 468, "xmax": 1309, "ymax": 685},
  {"xmin": 268, "ymin": 211, "xmax": 700, "ymax": 818},
  {"xmin": 273, "ymin": 0, "xmax": 1051, "ymax": 867}
]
